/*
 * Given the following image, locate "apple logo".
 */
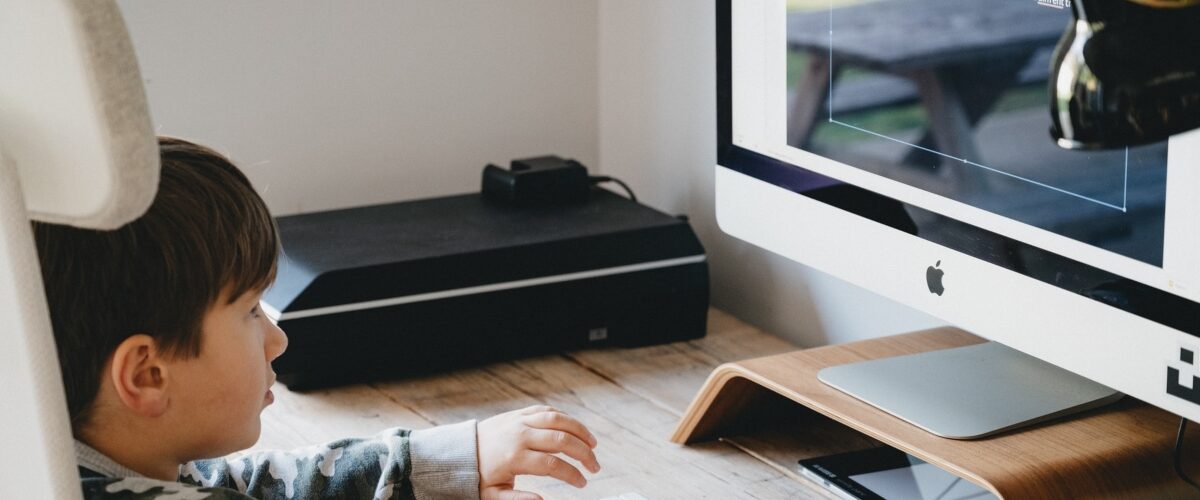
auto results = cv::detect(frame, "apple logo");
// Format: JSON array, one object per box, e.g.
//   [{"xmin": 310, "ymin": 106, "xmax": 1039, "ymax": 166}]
[{"xmin": 926, "ymin": 260, "xmax": 945, "ymax": 296}]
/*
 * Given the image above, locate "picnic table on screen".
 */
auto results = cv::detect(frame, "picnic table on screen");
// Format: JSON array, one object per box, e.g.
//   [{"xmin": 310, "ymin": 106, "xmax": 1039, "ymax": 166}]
[{"xmin": 787, "ymin": 0, "xmax": 1070, "ymax": 169}]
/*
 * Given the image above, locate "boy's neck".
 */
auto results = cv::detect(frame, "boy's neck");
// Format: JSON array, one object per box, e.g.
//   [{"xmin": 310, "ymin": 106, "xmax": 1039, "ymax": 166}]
[{"xmin": 80, "ymin": 428, "xmax": 181, "ymax": 481}]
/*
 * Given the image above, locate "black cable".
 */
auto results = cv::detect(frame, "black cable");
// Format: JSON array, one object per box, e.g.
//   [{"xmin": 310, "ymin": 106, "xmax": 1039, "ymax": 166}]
[
  {"xmin": 1176, "ymin": 418, "xmax": 1200, "ymax": 494},
  {"xmin": 589, "ymin": 175, "xmax": 638, "ymax": 203}
]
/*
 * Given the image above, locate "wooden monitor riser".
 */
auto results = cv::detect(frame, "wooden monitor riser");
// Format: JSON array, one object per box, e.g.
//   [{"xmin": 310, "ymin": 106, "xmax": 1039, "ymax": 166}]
[{"xmin": 672, "ymin": 327, "xmax": 1200, "ymax": 499}]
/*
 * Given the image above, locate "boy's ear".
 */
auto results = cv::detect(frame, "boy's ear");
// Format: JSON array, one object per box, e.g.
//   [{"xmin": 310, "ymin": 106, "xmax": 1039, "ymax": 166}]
[{"xmin": 109, "ymin": 334, "xmax": 171, "ymax": 418}]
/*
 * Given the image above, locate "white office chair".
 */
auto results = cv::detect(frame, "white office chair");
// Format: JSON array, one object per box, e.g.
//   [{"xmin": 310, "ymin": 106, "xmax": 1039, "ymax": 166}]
[{"xmin": 0, "ymin": 0, "xmax": 159, "ymax": 496}]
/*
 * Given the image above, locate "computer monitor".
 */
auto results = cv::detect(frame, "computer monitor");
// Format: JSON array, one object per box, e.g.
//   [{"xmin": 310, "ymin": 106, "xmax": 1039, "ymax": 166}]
[{"xmin": 717, "ymin": 0, "xmax": 1200, "ymax": 435}]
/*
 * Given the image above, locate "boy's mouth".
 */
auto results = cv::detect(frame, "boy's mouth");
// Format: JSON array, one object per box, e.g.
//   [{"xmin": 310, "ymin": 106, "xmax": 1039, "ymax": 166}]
[{"xmin": 264, "ymin": 375, "xmax": 277, "ymax": 405}]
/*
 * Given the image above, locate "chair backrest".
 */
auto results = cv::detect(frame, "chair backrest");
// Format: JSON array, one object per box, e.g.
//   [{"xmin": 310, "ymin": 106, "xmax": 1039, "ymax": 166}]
[{"xmin": 0, "ymin": 0, "xmax": 158, "ymax": 496}]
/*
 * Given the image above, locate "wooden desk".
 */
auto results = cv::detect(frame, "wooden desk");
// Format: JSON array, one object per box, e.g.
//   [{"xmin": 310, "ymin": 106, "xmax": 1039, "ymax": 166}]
[
  {"xmin": 254, "ymin": 309, "xmax": 1200, "ymax": 498},
  {"xmin": 253, "ymin": 309, "xmax": 840, "ymax": 499}
]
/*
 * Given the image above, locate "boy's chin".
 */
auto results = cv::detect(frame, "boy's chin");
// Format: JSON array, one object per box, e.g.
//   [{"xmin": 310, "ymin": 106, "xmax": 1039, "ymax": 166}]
[
  {"xmin": 213, "ymin": 420, "xmax": 263, "ymax": 457},
  {"xmin": 188, "ymin": 428, "xmax": 260, "ymax": 461},
  {"xmin": 239, "ymin": 420, "xmax": 264, "ymax": 449}
]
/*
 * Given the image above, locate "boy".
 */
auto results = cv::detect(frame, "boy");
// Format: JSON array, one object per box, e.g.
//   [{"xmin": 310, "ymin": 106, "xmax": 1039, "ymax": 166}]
[{"xmin": 33, "ymin": 137, "xmax": 601, "ymax": 500}]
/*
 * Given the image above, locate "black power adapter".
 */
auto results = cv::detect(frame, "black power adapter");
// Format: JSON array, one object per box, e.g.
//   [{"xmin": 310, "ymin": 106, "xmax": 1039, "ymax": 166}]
[{"xmin": 481, "ymin": 156, "xmax": 591, "ymax": 207}]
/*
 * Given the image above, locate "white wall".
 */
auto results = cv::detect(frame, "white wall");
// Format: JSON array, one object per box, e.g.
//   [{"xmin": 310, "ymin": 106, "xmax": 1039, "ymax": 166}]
[
  {"xmin": 596, "ymin": 1, "xmax": 943, "ymax": 346},
  {"xmin": 117, "ymin": 0, "xmax": 598, "ymax": 216}
]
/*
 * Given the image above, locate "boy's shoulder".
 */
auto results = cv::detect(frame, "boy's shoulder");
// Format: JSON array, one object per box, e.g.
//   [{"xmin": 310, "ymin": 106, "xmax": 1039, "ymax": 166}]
[{"xmin": 81, "ymin": 477, "xmax": 254, "ymax": 500}]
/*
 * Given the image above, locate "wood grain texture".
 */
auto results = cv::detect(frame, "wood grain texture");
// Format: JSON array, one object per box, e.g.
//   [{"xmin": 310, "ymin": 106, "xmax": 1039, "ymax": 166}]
[
  {"xmin": 673, "ymin": 327, "xmax": 1200, "ymax": 499},
  {"xmin": 566, "ymin": 309, "xmax": 797, "ymax": 416},
  {"xmin": 253, "ymin": 309, "xmax": 834, "ymax": 499}
]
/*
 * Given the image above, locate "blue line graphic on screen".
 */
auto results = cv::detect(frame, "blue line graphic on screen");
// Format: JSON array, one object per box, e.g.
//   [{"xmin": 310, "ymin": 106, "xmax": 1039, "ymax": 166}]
[{"xmin": 823, "ymin": 0, "xmax": 1129, "ymax": 212}]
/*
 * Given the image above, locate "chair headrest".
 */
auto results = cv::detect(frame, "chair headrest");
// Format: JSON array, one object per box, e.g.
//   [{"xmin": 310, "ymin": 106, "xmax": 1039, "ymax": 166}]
[{"xmin": 0, "ymin": 0, "xmax": 158, "ymax": 230}]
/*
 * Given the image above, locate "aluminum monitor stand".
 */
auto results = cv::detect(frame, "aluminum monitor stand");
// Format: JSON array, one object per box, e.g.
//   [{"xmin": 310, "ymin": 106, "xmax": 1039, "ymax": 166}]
[{"xmin": 818, "ymin": 341, "xmax": 1124, "ymax": 439}]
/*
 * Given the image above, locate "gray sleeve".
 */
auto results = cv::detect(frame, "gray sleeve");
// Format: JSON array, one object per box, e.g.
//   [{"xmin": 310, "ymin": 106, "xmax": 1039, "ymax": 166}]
[{"xmin": 409, "ymin": 420, "xmax": 481, "ymax": 500}]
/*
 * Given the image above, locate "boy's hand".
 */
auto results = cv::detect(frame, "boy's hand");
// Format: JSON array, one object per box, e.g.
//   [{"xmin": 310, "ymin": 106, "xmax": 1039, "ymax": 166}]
[{"xmin": 477, "ymin": 405, "xmax": 601, "ymax": 500}]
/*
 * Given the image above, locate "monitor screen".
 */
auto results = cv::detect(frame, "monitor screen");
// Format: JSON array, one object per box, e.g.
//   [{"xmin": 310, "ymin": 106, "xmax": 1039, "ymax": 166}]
[
  {"xmin": 789, "ymin": 0, "xmax": 1162, "ymax": 265},
  {"xmin": 723, "ymin": 0, "xmax": 1200, "ymax": 338}
]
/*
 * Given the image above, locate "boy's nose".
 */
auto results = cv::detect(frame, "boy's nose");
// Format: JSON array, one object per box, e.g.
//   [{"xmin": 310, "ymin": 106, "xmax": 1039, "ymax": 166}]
[{"xmin": 267, "ymin": 321, "xmax": 288, "ymax": 361}]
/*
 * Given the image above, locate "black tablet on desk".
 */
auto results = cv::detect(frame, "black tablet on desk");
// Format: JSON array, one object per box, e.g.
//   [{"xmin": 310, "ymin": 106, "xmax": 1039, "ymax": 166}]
[{"xmin": 798, "ymin": 447, "xmax": 996, "ymax": 500}]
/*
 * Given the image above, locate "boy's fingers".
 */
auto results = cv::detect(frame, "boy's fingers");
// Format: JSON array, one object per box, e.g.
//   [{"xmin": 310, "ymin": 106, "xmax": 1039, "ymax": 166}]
[
  {"xmin": 527, "ymin": 411, "xmax": 599, "ymax": 448},
  {"xmin": 524, "ymin": 429, "xmax": 601, "ymax": 473},
  {"xmin": 515, "ymin": 451, "xmax": 588, "ymax": 488}
]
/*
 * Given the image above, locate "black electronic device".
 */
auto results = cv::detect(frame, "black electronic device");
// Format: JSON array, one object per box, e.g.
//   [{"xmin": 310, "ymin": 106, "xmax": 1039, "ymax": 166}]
[
  {"xmin": 481, "ymin": 155, "xmax": 591, "ymax": 206},
  {"xmin": 1049, "ymin": 0, "xmax": 1200, "ymax": 149},
  {"xmin": 798, "ymin": 447, "xmax": 996, "ymax": 500},
  {"xmin": 263, "ymin": 188, "xmax": 708, "ymax": 389}
]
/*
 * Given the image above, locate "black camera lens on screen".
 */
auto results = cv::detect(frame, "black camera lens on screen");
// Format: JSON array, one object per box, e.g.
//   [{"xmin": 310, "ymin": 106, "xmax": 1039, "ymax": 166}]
[{"xmin": 1049, "ymin": 0, "xmax": 1200, "ymax": 150}]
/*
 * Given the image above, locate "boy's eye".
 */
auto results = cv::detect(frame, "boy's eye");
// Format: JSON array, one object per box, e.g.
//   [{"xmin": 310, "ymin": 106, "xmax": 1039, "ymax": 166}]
[{"xmin": 250, "ymin": 305, "xmax": 261, "ymax": 318}]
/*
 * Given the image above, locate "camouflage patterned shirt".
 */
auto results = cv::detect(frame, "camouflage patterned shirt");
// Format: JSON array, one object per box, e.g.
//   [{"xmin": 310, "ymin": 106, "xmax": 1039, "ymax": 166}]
[{"xmin": 76, "ymin": 420, "xmax": 480, "ymax": 500}]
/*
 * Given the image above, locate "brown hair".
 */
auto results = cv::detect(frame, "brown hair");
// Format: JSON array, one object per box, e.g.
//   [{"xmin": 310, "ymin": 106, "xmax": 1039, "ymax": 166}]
[{"xmin": 32, "ymin": 137, "xmax": 280, "ymax": 432}]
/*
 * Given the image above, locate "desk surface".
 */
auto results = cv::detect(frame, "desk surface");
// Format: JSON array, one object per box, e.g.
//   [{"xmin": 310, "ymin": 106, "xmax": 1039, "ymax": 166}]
[{"xmin": 253, "ymin": 309, "xmax": 838, "ymax": 499}]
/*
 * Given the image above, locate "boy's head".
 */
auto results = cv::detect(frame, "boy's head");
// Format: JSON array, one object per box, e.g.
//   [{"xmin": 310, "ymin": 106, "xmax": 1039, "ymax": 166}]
[{"xmin": 34, "ymin": 137, "xmax": 287, "ymax": 458}]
